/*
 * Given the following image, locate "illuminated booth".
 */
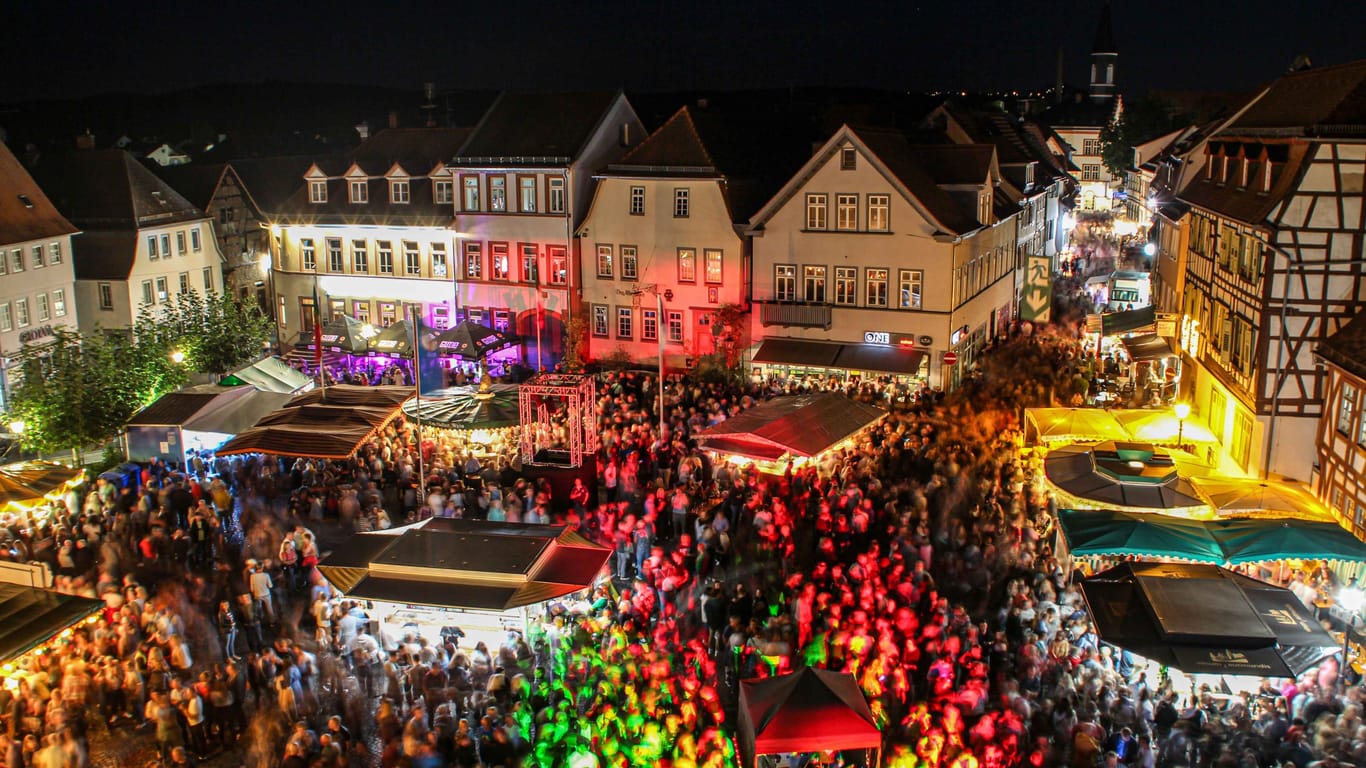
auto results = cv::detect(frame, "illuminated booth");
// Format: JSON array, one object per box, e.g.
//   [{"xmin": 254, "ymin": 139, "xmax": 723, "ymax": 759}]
[
  {"xmin": 0, "ymin": 583, "xmax": 102, "ymax": 686},
  {"xmin": 1043, "ymin": 440, "xmax": 1211, "ymax": 516},
  {"xmin": 318, "ymin": 518, "xmax": 609, "ymax": 651},
  {"xmin": 125, "ymin": 384, "xmax": 294, "ymax": 465},
  {"xmin": 738, "ymin": 667, "xmax": 882, "ymax": 768},
  {"xmin": 215, "ymin": 385, "xmax": 411, "ymax": 460},
  {"xmin": 694, "ymin": 393, "xmax": 886, "ymax": 475},
  {"xmin": 0, "ymin": 461, "xmax": 85, "ymax": 528}
]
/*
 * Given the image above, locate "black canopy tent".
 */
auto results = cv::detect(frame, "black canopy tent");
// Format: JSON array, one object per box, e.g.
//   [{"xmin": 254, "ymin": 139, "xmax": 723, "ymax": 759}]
[
  {"xmin": 1081, "ymin": 562, "xmax": 1338, "ymax": 677},
  {"xmin": 0, "ymin": 584, "xmax": 102, "ymax": 663}
]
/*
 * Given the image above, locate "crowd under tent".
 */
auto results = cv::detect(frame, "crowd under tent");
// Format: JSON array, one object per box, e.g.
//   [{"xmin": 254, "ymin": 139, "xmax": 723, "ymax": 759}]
[
  {"xmin": 1080, "ymin": 562, "xmax": 1338, "ymax": 678},
  {"xmin": 1120, "ymin": 334, "xmax": 1177, "ymax": 364},
  {"xmin": 694, "ymin": 393, "xmax": 886, "ymax": 474},
  {"xmin": 318, "ymin": 518, "xmax": 610, "ymax": 650},
  {"xmin": 1044, "ymin": 441, "xmax": 1210, "ymax": 515},
  {"xmin": 125, "ymin": 384, "xmax": 295, "ymax": 464},
  {"xmin": 0, "ymin": 584, "xmax": 102, "ymax": 666},
  {"xmin": 0, "ymin": 462, "xmax": 84, "ymax": 518},
  {"xmin": 215, "ymin": 384, "xmax": 411, "ymax": 459},
  {"xmin": 219, "ymin": 356, "xmax": 315, "ymax": 394},
  {"xmin": 1025, "ymin": 408, "xmax": 1130, "ymax": 446},
  {"xmin": 738, "ymin": 667, "xmax": 882, "ymax": 768}
]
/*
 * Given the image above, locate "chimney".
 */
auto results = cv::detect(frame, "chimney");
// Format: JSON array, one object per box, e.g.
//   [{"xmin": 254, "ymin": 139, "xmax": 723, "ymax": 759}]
[
  {"xmin": 388, "ymin": 110, "xmax": 400, "ymax": 129},
  {"xmin": 355, "ymin": 121, "xmax": 370, "ymax": 140},
  {"xmin": 75, "ymin": 130, "xmax": 96, "ymax": 151}
]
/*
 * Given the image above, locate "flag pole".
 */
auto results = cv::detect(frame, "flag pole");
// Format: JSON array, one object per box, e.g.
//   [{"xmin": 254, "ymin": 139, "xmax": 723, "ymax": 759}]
[
  {"xmin": 313, "ymin": 270, "xmax": 326, "ymax": 401},
  {"xmin": 411, "ymin": 304, "xmax": 425, "ymax": 515}
]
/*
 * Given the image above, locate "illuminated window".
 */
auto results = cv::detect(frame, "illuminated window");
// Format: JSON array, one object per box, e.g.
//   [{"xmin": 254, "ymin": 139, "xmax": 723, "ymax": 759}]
[
  {"xmin": 519, "ymin": 177, "xmax": 536, "ymax": 212},
  {"xmin": 806, "ymin": 194, "xmax": 827, "ymax": 230},
  {"xmin": 31, "ymin": 244, "xmax": 43, "ymax": 268},
  {"xmin": 462, "ymin": 176, "xmax": 480, "ymax": 210},
  {"xmin": 434, "ymin": 179, "xmax": 453, "ymax": 205},
  {"xmin": 677, "ymin": 248, "xmax": 696, "ymax": 282},
  {"xmin": 621, "ymin": 246, "xmax": 637, "ymax": 280},
  {"xmin": 391, "ymin": 180, "xmax": 410, "ymax": 204},
  {"xmin": 467, "ymin": 307, "xmax": 485, "ymax": 326},
  {"xmin": 835, "ymin": 267, "xmax": 857, "ymax": 305},
  {"xmin": 704, "ymin": 250, "xmax": 723, "ymax": 284},
  {"xmin": 868, "ymin": 194, "xmax": 889, "ymax": 231},
  {"xmin": 464, "ymin": 242, "xmax": 483, "ymax": 279},
  {"xmin": 493, "ymin": 309, "xmax": 511, "ymax": 332},
  {"xmin": 673, "ymin": 188, "xmax": 689, "ymax": 218},
  {"xmin": 327, "ymin": 239, "xmax": 343, "ymax": 272},
  {"xmin": 775, "ymin": 264, "xmax": 796, "ymax": 302},
  {"xmin": 377, "ymin": 241, "xmax": 393, "ymax": 274},
  {"xmin": 597, "ymin": 245, "xmax": 614, "ymax": 279},
  {"xmin": 617, "ymin": 307, "xmax": 633, "ymax": 339},
  {"xmin": 866, "ymin": 268, "xmax": 888, "ymax": 307},
  {"xmin": 521, "ymin": 243, "xmax": 538, "ymax": 282},
  {"xmin": 300, "ymin": 239, "xmax": 316, "ymax": 271},
  {"xmin": 642, "ymin": 308, "xmax": 657, "ymax": 341},
  {"xmin": 836, "ymin": 194, "xmax": 858, "ymax": 230},
  {"xmin": 352, "ymin": 240, "xmax": 368, "ymax": 273},
  {"xmin": 52, "ymin": 289, "xmax": 66, "ymax": 317},
  {"xmin": 490, "ymin": 242, "xmax": 509, "ymax": 280},
  {"xmin": 431, "ymin": 243, "xmax": 448, "ymax": 277},
  {"xmin": 349, "ymin": 179, "xmax": 368, "ymax": 203},
  {"xmin": 591, "ymin": 305, "xmax": 609, "ymax": 337},
  {"xmin": 899, "ymin": 269, "xmax": 922, "ymax": 309},
  {"xmin": 490, "ymin": 177, "xmax": 506, "ymax": 211},
  {"xmin": 548, "ymin": 177, "xmax": 565, "ymax": 213},
  {"xmin": 547, "ymin": 246, "xmax": 567, "ymax": 286},
  {"xmin": 309, "ymin": 180, "xmax": 327, "ymax": 203},
  {"xmin": 630, "ymin": 186, "xmax": 645, "ymax": 215},
  {"xmin": 666, "ymin": 310, "xmax": 684, "ymax": 342},
  {"xmin": 803, "ymin": 265, "xmax": 826, "ymax": 303},
  {"xmin": 404, "ymin": 242, "xmax": 421, "ymax": 275}
]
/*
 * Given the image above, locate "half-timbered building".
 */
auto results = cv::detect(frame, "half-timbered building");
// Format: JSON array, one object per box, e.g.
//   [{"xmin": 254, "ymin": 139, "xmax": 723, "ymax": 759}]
[
  {"xmin": 1173, "ymin": 60, "xmax": 1366, "ymax": 480},
  {"xmin": 1314, "ymin": 311, "xmax": 1366, "ymax": 539}
]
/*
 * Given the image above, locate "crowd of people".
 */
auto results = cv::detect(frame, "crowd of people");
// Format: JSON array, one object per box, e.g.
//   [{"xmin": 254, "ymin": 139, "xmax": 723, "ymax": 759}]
[{"xmin": 2, "ymin": 220, "xmax": 1363, "ymax": 767}]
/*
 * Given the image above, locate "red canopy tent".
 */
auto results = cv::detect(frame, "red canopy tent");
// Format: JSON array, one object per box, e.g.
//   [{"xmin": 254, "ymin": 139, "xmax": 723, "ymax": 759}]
[{"xmin": 739, "ymin": 667, "xmax": 881, "ymax": 767}]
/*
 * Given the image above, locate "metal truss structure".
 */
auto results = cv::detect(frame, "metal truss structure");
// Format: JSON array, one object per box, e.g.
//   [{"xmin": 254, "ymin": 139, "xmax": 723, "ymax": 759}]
[{"xmin": 518, "ymin": 373, "xmax": 598, "ymax": 467}]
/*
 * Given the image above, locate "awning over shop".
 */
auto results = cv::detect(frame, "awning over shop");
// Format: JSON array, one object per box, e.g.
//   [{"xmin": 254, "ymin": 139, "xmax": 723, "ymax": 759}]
[
  {"xmin": 751, "ymin": 338, "xmax": 841, "ymax": 368},
  {"xmin": 1209, "ymin": 519, "xmax": 1366, "ymax": 564},
  {"xmin": 1058, "ymin": 509, "xmax": 1224, "ymax": 563},
  {"xmin": 1094, "ymin": 306, "xmax": 1157, "ymax": 336},
  {"xmin": 220, "ymin": 356, "xmax": 314, "ymax": 394},
  {"xmin": 1121, "ymin": 334, "xmax": 1176, "ymax": 362},
  {"xmin": 1081, "ymin": 562, "xmax": 1338, "ymax": 677},
  {"xmin": 215, "ymin": 385, "xmax": 411, "ymax": 459},
  {"xmin": 695, "ymin": 393, "xmax": 886, "ymax": 460},
  {"xmin": 0, "ymin": 462, "xmax": 85, "ymax": 513},
  {"xmin": 0, "ymin": 584, "xmax": 101, "ymax": 663},
  {"xmin": 317, "ymin": 518, "xmax": 610, "ymax": 611},
  {"xmin": 833, "ymin": 345, "xmax": 927, "ymax": 376},
  {"xmin": 1025, "ymin": 408, "xmax": 1131, "ymax": 444}
]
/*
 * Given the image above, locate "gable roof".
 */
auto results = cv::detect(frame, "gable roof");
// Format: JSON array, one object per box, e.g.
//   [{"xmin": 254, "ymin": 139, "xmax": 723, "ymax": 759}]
[
  {"xmin": 152, "ymin": 163, "xmax": 228, "ymax": 212},
  {"xmin": 455, "ymin": 90, "xmax": 624, "ymax": 165},
  {"xmin": 1317, "ymin": 310, "xmax": 1366, "ymax": 383},
  {"xmin": 613, "ymin": 106, "xmax": 717, "ymax": 171},
  {"xmin": 1224, "ymin": 59, "xmax": 1366, "ymax": 138},
  {"xmin": 71, "ymin": 230, "xmax": 139, "ymax": 281},
  {"xmin": 1176, "ymin": 140, "xmax": 1311, "ymax": 225},
  {"xmin": 350, "ymin": 127, "xmax": 471, "ymax": 176},
  {"xmin": 0, "ymin": 141, "xmax": 78, "ymax": 246},
  {"xmin": 36, "ymin": 149, "xmax": 205, "ymax": 230},
  {"xmin": 227, "ymin": 156, "xmax": 321, "ymax": 216}
]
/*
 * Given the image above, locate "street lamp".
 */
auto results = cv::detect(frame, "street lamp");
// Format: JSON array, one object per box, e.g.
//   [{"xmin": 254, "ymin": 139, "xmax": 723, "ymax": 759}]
[
  {"xmin": 1340, "ymin": 582, "xmax": 1365, "ymax": 672},
  {"xmin": 170, "ymin": 350, "xmax": 186, "ymax": 365},
  {"xmin": 1174, "ymin": 402, "xmax": 1190, "ymax": 450}
]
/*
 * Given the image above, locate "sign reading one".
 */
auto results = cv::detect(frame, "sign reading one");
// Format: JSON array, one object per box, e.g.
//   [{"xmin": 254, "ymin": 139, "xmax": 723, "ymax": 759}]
[
  {"xmin": 864, "ymin": 331, "xmax": 891, "ymax": 344},
  {"xmin": 943, "ymin": 351, "xmax": 959, "ymax": 366}
]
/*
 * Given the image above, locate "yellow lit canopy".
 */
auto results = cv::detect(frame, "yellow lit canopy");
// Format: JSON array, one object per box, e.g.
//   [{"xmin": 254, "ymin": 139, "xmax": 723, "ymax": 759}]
[
  {"xmin": 1113, "ymin": 409, "xmax": 1219, "ymax": 446},
  {"xmin": 0, "ymin": 462, "xmax": 85, "ymax": 514},
  {"xmin": 1190, "ymin": 477, "xmax": 1335, "ymax": 522}
]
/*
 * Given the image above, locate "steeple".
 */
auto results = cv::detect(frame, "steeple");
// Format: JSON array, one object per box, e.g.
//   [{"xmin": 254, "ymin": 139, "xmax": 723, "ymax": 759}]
[{"xmin": 1089, "ymin": 1, "xmax": 1118, "ymax": 103}]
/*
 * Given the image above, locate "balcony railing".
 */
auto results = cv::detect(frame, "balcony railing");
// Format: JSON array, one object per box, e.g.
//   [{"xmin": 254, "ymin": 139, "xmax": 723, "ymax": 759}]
[{"xmin": 758, "ymin": 300, "xmax": 832, "ymax": 329}]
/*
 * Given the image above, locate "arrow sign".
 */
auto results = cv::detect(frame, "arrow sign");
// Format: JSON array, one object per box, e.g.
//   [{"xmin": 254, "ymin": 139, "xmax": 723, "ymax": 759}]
[{"xmin": 1020, "ymin": 255, "xmax": 1052, "ymax": 323}]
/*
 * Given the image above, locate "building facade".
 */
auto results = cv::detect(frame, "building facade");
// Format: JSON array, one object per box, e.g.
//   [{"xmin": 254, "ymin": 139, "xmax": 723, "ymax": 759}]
[
  {"xmin": 0, "ymin": 141, "xmax": 81, "ymax": 409},
  {"xmin": 1171, "ymin": 61, "xmax": 1366, "ymax": 481},
  {"xmin": 746, "ymin": 125, "xmax": 1021, "ymax": 390},
  {"xmin": 1315, "ymin": 313, "xmax": 1366, "ymax": 539},
  {"xmin": 450, "ymin": 91, "xmax": 644, "ymax": 370}
]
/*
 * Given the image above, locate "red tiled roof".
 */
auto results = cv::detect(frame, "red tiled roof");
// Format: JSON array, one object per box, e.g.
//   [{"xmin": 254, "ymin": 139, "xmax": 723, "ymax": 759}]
[{"xmin": 0, "ymin": 141, "xmax": 78, "ymax": 246}]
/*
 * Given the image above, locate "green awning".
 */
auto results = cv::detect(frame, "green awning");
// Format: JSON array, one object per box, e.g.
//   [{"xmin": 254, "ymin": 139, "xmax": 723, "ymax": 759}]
[
  {"xmin": 1058, "ymin": 509, "xmax": 1225, "ymax": 563},
  {"xmin": 1208, "ymin": 519, "xmax": 1366, "ymax": 564}
]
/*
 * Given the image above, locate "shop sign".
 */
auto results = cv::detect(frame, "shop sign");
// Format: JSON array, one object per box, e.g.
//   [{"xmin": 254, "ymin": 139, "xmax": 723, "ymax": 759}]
[
  {"xmin": 864, "ymin": 331, "xmax": 916, "ymax": 347},
  {"xmin": 18, "ymin": 325, "xmax": 54, "ymax": 345},
  {"xmin": 950, "ymin": 325, "xmax": 969, "ymax": 346}
]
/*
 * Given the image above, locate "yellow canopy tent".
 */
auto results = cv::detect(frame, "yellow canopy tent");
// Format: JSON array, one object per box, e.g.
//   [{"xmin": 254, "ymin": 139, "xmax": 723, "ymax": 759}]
[
  {"xmin": 1190, "ymin": 477, "xmax": 1334, "ymax": 522},
  {"xmin": 0, "ymin": 462, "xmax": 85, "ymax": 515},
  {"xmin": 1025, "ymin": 408, "xmax": 1130, "ymax": 446}
]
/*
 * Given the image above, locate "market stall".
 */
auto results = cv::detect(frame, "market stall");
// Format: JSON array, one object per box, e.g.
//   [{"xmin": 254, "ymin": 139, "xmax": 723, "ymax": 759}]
[
  {"xmin": 1056, "ymin": 509, "xmax": 1225, "ymax": 564},
  {"xmin": 0, "ymin": 583, "xmax": 102, "ymax": 667},
  {"xmin": 125, "ymin": 384, "xmax": 294, "ymax": 464},
  {"xmin": 694, "ymin": 393, "xmax": 886, "ymax": 474},
  {"xmin": 215, "ymin": 384, "xmax": 411, "ymax": 460},
  {"xmin": 219, "ymin": 356, "xmax": 315, "ymax": 394},
  {"xmin": 1044, "ymin": 440, "xmax": 1210, "ymax": 515},
  {"xmin": 1024, "ymin": 408, "xmax": 1130, "ymax": 446},
  {"xmin": 738, "ymin": 667, "xmax": 881, "ymax": 768},
  {"xmin": 0, "ymin": 461, "xmax": 86, "ymax": 529},
  {"xmin": 317, "ymin": 518, "xmax": 610, "ymax": 651}
]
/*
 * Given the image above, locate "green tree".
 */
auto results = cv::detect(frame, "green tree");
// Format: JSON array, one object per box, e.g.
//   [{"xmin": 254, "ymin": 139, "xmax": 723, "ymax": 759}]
[
  {"xmin": 6, "ymin": 328, "xmax": 184, "ymax": 458},
  {"xmin": 1099, "ymin": 93, "xmax": 1192, "ymax": 178},
  {"xmin": 136, "ymin": 289, "xmax": 271, "ymax": 376}
]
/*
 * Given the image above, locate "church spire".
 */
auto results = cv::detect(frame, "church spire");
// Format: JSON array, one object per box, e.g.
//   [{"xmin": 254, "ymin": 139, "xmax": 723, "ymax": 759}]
[{"xmin": 1089, "ymin": 1, "xmax": 1118, "ymax": 103}]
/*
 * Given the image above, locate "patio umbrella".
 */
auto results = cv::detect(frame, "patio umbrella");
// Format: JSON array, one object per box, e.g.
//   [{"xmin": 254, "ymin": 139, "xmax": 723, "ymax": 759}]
[
  {"xmin": 317, "ymin": 315, "xmax": 371, "ymax": 354},
  {"xmin": 1113, "ymin": 409, "xmax": 1219, "ymax": 446},
  {"xmin": 1026, "ymin": 408, "xmax": 1130, "ymax": 444},
  {"xmin": 1057, "ymin": 509, "xmax": 1225, "ymax": 563},
  {"xmin": 1190, "ymin": 477, "xmax": 1333, "ymax": 521},
  {"xmin": 431, "ymin": 321, "xmax": 518, "ymax": 359},
  {"xmin": 402, "ymin": 383, "xmax": 521, "ymax": 430},
  {"xmin": 367, "ymin": 320, "xmax": 438, "ymax": 356},
  {"xmin": 1209, "ymin": 519, "xmax": 1366, "ymax": 564}
]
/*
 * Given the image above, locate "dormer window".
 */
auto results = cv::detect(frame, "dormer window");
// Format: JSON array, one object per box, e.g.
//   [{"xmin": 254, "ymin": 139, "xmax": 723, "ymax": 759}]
[
  {"xmin": 1219, "ymin": 155, "xmax": 1229, "ymax": 184},
  {"xmin": 349, "ymin": 179, "xmax": 369, "ymax": 204},
  {"xmin": 17, "ymin": 194, "xmax": 33, "ymax": 209},
  {"xmin": 433, "ymin": 179, "xmax": 453, "ymax": 205},
  {"xmin": 390, "ymin": 180, "xmax": 410, "ymax": 204},
  {"xmin": 978, "ymin": 193, "xmax": 992, "ymax": 225},
  {"xmin": 840, "ymin": 146, "xmax": 857, "ymax": 171},
  {"xmin": 309, "ymin": 180, "xmax": 327, "ymax": 204},
  {"xmin": 1263, "ymin": 160, "xmax": 1274, "ymax": 192}
]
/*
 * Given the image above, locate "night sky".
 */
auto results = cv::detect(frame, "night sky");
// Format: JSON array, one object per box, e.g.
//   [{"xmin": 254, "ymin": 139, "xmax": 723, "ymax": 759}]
[{"xmin": 5, "ymin": 0, "xmax": 1363, "ymax": 102}]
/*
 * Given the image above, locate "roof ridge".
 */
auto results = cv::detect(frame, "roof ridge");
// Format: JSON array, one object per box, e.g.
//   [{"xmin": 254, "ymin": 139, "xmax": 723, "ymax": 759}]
[{"xmin": 676, "ymin": 107, "xmax": 719, "ymax": 169}]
